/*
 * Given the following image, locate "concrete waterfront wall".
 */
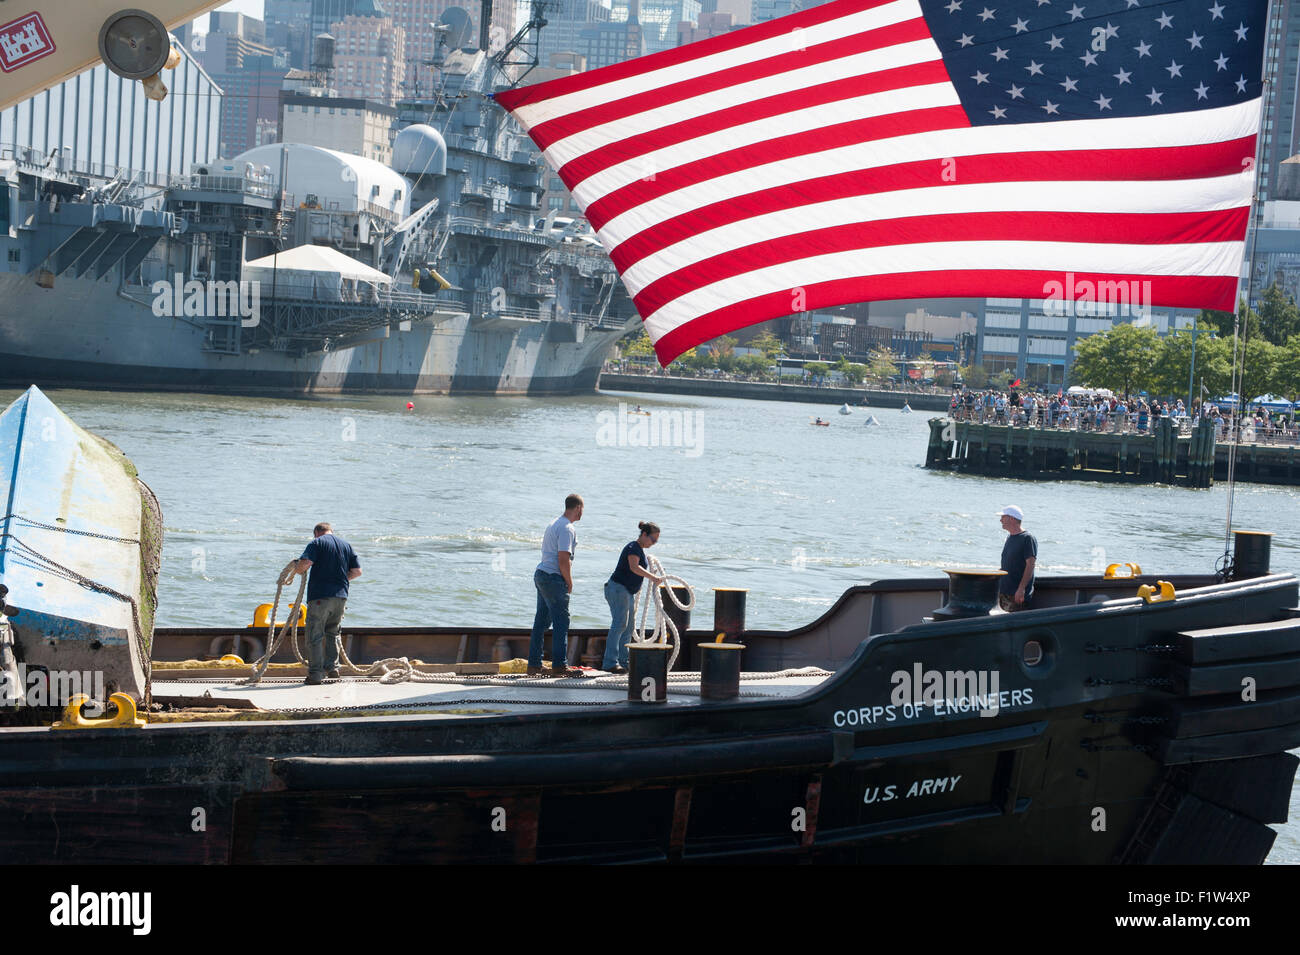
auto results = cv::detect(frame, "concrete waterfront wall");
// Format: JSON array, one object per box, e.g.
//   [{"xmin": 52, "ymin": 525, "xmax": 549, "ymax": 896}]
[
  {"xmin": 598, "ymin": 373, "xmax": 952, "ymax": 410},
  {"xmin": 1216, "ymin": 441, "xmax": 1300, "ymax": 486}
]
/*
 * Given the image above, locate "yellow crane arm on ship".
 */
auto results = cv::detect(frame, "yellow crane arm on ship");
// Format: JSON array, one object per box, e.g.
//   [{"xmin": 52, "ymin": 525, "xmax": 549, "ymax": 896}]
[{"xmin": 0, "ymin": 2, "xmax": 229, "ymax": 112}]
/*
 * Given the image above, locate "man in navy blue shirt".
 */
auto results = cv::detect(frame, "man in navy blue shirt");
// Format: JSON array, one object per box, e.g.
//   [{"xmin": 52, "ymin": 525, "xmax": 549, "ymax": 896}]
[
  {"xmin": 292, "ymin": 522, "xmax": 361, "ymax": 685},
  {"xmin": 997, "ymin": 506, "xmax": 1036, "ymax": 612}
]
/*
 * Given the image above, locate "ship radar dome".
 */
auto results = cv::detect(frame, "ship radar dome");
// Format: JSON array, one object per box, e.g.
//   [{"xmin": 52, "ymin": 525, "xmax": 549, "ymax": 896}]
[{"xmin": 392, "ymin": 125, "xmax": 447, "ymax": 178}]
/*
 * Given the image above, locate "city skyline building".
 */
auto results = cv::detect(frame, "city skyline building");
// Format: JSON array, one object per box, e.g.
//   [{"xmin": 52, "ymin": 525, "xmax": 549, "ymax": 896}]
[
  {"xmin": 749, "ymin": 0, "xmax": 829, "ymax": 24},
  {"xmin": 580, "ymin": 0, "xmax": 646, "ymax": 69},
  {"xmin": 974, "ymin": 297, "xmax": 1199, "ymax": 386},
  {"xmin": 612, "ymin": 0, "xmax": 701, "ymax": 53},
  {"xmin": 330, "ymin": 14, "xmax": 407, "ymax": 105},
  {"xmin": 581, "ymin": 19, "xmax": 647, "ymax": 69},
  {"xmin": 533, "ymin": 0, "xmax": 613, "ymax": 75},
  {"xmin": 676, "ymin": 11, "xmax": 739, "ymax": 45},
  {"xmin": 279, "ymin": 91, "xmax": 397, "ymax": 164},
  {"xmin": 194, "ymin": 14, "xmax": 290, "ymax": 159},
  {"xmin": 1259, "ymin": 0, "xmax": 1300, "ymax": 202},
  {"xmin": 700, "ymin": 0, "xmax": 750, "ymax": 23},
  {"xmin": 212, "ymin": 53, "xmax": 293, "ymax": 157},
  {"xmin": 309, "ymin": 0, "xmax": 389, "ymax": 37},
  {"xmin": 193, "ymin": 11, "xmax": 276, "ymax": 73},
  {"xmin": 265, "ymin": 0, "xmax": 314, "ymax": 68}
]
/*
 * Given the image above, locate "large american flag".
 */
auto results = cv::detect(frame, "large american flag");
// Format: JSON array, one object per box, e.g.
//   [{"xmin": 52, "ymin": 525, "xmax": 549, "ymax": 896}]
[{"xmin": 495, "ymin": 0, "xmax": 1266, "ymax": 365}]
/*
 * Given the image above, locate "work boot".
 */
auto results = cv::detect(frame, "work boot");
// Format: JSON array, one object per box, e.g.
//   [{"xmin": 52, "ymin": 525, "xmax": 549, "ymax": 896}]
[
  {"xmin": 305, "ymin": 673, "xmax": 324, "ymax": 686},
  {"xmin": 526, "ymin": 665, "xmax": 545, "ymax": 676},
  {"xmin": 326, "ymin": 668, "xmax": 340, "ymax": 680}
]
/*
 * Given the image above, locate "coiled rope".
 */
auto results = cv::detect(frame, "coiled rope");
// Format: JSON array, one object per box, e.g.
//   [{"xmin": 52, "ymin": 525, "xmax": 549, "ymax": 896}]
[
  {"xmin": 244, "ymin": 560, "xmax": 453, "ymax": 685},
  {"xmin": 632, "ymin": 553, "xmax": 695, "ymax": 669}
]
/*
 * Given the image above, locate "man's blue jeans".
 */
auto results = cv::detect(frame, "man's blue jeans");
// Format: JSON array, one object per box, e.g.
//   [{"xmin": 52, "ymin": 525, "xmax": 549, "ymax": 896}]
[
  {"xmin": 529, "ymin": 570, "xmax": 570, "ymax": 668},
  {"xmin": 602, "ymin": 579, "xmax": 637, "ymax": 669}
]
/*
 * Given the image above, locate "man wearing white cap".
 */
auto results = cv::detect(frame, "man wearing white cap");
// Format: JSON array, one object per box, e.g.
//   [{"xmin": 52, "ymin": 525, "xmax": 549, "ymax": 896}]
[{"xmin": 997, "ymin": 506, "xmax": 1037, "ymax": 612}]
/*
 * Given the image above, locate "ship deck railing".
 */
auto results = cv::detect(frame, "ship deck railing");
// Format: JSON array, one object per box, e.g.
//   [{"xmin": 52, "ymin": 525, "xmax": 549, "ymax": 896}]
[
  {"xmin": 947, "ymin": 408, "xmax": 1300, "ymax": 446},
  {"xmin": 1, "ymin": 145, "xmax": 170, "ymax": 189},
  {"xmin": 168, "ymin": 173, "xmax": 276, "ymax": 201}
]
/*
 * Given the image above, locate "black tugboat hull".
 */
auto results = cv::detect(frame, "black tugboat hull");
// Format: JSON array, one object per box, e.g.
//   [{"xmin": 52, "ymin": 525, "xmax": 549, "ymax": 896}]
[{"xmin": 0, "ymin": 573, "xmax": 1297, "ymax": 864}]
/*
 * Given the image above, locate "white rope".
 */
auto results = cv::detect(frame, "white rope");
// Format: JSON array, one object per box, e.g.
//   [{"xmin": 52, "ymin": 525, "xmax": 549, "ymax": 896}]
[
  {"xmin": 241, "ymin": 561, "xmax": 307, "ymax": 685},
  {"xmin": 632, "ymin": 553, "xmax": 695, "ymax": 669},
  {"xmin": 335, "ymin": 643, "xmax": 450, "ymax": 684},
  {"xmin": 242, "ymin": 561, "xmax": 455, "ymax": 686}
]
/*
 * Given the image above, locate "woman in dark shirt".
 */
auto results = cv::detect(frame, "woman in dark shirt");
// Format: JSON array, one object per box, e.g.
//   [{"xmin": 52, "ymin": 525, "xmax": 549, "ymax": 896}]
[{"xmin": 601, "ymin": 521, "xmax": 663, "ymax": 674}]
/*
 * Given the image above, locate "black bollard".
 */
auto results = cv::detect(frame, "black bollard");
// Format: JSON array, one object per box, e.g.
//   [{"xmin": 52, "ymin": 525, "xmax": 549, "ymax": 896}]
[
  {"xmin": 699, "ymin": 639, "xmax": 745, "ymax": 700},
  {"xmin": 1232, "ymin": 530, "xmax": 1273, "ymax": 580},
  {"xmin": 712, "ymin": 587, "xmax": 747, "ymax": 641},
  {"xmin": 930, "ymin": 570, "xmax": 1007, "ymax": 620},
  {"xmin": 627, "ymin": 642, "xmax": 670, "ymax": 703},
  {"xmin": 659, "ymin": 584, "xmax": 692, "ymax": 638}
]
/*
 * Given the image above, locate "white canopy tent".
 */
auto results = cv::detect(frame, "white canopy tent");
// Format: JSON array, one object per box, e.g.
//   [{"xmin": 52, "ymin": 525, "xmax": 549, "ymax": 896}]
[{"xmin": 244, "ymin": 246, "xmax": 393, "ymax": 303}]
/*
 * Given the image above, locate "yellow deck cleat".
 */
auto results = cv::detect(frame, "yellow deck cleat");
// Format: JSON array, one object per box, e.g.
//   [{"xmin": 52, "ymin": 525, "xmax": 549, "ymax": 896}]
[{"xmin": 51, "ymin": 693, "xmax": 147, "ymax": 730}]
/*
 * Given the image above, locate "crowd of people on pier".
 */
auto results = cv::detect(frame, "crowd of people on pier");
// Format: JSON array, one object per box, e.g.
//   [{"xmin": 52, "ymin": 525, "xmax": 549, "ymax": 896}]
[{"xmin": 948, "ymin": 387, "xmax": 1297, "ymax": 445}]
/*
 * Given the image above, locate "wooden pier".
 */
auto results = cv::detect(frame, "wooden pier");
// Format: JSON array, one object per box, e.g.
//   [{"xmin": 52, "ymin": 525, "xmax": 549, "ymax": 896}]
[{"xmin": 923, "ymin": 417, "xmax": 1300, "ymax": 487}]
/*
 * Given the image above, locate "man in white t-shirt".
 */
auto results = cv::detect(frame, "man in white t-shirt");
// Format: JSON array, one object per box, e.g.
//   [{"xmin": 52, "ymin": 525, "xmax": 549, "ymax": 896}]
[{"xmin": 529, "ymin": 493, "xmax": 584, "ymax": 677}]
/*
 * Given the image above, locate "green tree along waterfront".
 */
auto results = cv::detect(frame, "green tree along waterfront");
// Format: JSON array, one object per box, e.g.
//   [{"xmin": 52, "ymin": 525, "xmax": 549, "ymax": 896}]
[
  {"xmin": 1070, "ymin": 322, "xmax": 1161, "ymax": 397},
  {"xmin": 1069, "ymin": 284, "xmax": 1300, "ymax": 402}
]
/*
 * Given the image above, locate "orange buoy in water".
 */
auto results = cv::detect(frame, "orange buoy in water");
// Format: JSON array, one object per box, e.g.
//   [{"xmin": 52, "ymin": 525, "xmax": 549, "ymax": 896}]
[{"xmin": 406, "ymin": 402, "xmax": 414, "ymax": 410}]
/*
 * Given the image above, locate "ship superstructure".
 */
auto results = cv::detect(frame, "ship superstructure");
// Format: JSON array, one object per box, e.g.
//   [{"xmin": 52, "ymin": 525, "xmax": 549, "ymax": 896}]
[{"xmin": 0, "ymin": 18, "xmax": 638, "ymax": 395}]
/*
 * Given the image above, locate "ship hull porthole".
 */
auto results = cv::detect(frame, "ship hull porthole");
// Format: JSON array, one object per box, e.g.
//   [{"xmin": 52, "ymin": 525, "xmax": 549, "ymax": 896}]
[{"xmin": 1019, "ymin": 631, "xmax": 1057, "ymax": 678}]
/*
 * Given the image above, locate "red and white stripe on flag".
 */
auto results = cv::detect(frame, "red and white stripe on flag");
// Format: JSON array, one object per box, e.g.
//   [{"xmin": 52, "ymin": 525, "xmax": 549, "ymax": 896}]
[{"xmin": 495, "ymin": 0, "xmax": 1260, "ymax": 366}]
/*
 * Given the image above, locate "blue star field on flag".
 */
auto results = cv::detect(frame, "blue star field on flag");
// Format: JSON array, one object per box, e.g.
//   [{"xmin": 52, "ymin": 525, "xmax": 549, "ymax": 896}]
[{"xmin": 920, "ymin": 0, "xmax": 1266, "ymax": 123}]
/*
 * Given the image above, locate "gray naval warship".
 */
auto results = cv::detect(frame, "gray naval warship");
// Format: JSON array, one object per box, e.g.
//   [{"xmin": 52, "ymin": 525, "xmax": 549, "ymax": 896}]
[{"xmin": 0, "ymin": 13, "xmax": 637, "ymax": 396}]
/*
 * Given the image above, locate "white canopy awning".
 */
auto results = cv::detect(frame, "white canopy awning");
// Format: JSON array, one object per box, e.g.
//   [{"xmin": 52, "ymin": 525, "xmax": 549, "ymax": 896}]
[
  {"xmin": 244, "ymin": 246, "xmax": 393, "ymax": 303},
  {"xmin": 245, "ymin": 245, "xmax": 392, "ymax": 283}
]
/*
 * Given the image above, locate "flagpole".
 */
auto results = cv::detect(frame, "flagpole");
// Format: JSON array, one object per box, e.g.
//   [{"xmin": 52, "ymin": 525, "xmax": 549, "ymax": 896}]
[{"xmin": 1223, "ymin": 0, "xmax": 1277, "ymax": 571}]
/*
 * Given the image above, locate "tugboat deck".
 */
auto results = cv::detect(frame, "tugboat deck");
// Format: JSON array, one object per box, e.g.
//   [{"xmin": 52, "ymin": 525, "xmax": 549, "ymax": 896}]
[{"xmin": 151, "ymin": 669, "xmax": 833, "ymax": 718}]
